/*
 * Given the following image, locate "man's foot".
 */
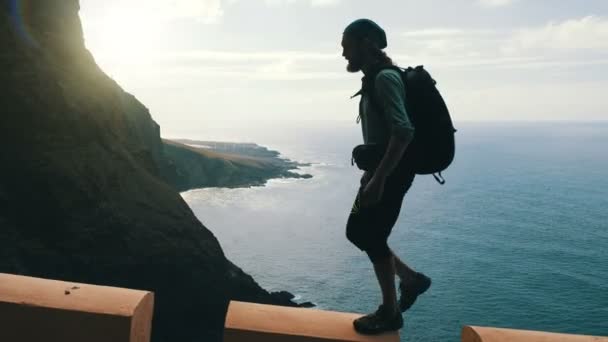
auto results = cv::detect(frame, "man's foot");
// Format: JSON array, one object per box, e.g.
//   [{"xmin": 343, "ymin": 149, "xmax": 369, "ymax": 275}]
[
  {"xmin": 353, "ymin": 304, "xmax": 403, "ymax": 335},
  {"xmin": 398, "ymin": 272, "xmax": 431, "ymax": 312}
]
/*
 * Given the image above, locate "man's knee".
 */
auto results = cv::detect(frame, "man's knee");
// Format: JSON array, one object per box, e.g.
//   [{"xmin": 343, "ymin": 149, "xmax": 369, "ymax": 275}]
[
  {"xmin": 346, "ymin": 224, "xmax": 366, "ymax": 250},
  {"xmin": 366, "ymin": 242, "xmax": 391, "ymax": 264}
]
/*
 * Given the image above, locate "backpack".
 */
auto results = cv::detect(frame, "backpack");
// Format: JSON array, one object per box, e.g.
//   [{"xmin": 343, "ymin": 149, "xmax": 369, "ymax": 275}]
[{"xmin": 355, "ymin": 65, "xmax": 456, "ymax": 184}]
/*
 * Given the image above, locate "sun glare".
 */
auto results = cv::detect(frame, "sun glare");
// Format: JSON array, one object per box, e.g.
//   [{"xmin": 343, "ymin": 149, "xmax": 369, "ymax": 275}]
[{"xmin": 83, "ymin": 6, "xmax": 165, "ymax": 65}]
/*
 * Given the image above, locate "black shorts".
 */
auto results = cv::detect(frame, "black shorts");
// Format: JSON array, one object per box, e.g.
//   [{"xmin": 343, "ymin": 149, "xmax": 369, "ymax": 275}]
[{"xmin": 346, "ymin": 164, "xmax": 416, "ymax": 263}]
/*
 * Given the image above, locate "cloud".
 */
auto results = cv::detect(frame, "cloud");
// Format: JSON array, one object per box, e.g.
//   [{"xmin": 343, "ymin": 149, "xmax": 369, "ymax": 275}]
[
  {"xmin": 169, "ymin": 50, "xmax": 346, "ymax": 80},
  {"xmin": 168, "ymin": 0, "xmax": 224, "ymax": 23},
  {"xmin": 310, "ymin": 0, "xmax": 342, "ymax": 6},
  {"xmin": 100, "ymin": 0, "xmax": 225, "ymax": 24},
  {"xmin": 399, "ymin": 16, "xmax": 608, "ymax": 70},
  {"xmin": 399, "ymin": 27, "xmax": 509, "ymax": 63},
  {"xmin": 401, "ymin": 28, "xmax": 497, "ymax": 38},
  {"xmin": 504, "ymin": 16, "xmax": 608, "ymax": 52},
  {"xmin": 95, "ymin": 14, "xmax": 608, "ymax": 82},
  {"xmin": 165, "ymin": 50, "xmax": 339, "ymax": 62},
  {"xmin": 264, "ymin": 0, "xmax": 342, "ymax": 7},
  {"xmin": 93, "ymin": 49, "xmax": 346, "ymax": 81},
  {"xmin": 86, "ymin": 0, "xmax": 344, "ymax": 29},
  {"xmin": 478, "ymin": 0, "xmax": 516, "ymax": 7}
]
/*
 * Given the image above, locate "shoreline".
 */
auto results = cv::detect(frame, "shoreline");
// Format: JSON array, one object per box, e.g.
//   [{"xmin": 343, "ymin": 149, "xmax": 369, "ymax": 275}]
[{"xmin": 162, "ymin": 139, "xmax": 313, "ymax": 192}]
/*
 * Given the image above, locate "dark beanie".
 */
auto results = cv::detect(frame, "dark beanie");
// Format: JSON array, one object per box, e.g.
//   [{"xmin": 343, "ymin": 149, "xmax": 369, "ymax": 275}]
[{"xmin": 343, "ymin": 19, "xmax": 387, "ymax": 49}]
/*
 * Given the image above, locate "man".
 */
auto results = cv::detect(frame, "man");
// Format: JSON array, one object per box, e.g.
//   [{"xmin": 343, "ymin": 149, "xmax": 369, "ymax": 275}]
[{"xmin": 342, "ymin": 19, "xmax": 432, "ymax": 334}]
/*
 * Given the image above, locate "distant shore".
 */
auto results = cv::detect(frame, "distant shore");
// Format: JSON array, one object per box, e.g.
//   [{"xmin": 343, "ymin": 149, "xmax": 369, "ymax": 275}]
[{"xmin": 162, "ymin": 139, "xmax": 312, "ymax": 191}]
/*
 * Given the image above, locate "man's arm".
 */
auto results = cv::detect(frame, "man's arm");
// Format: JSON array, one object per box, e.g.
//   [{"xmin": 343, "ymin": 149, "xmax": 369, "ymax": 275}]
[
  {"xmin": 374, "ymin": 134, "xmax": 410, "ymax": 179},
  {"xmin": 360, "ymin": 134, "xmax": 410, "ymax": 207},
  {"xmin": 360, "ymin": 70, "xmax": 414, "ymax": 207},
  {"xmin": 375, "ymin": 69, "xmax": 415, "ymax": 179}
]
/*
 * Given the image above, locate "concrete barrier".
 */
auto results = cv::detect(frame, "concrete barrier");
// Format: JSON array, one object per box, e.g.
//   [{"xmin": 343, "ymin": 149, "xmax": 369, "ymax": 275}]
[
  {"xmin": 224, "ymin": 300, "xmax": 399, "ymax": 342},
  {"xmin": 0, "ymin": 273, "xmax": 154, "ymax": 342},
  {"xmin": 462, "ymin": 326, "xmax": 608, "ymax": 342}
]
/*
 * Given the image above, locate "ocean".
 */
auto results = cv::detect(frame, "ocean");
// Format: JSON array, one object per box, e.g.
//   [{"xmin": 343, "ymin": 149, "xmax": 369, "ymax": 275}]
[{"xmin": 178, "ymin": 120, "xmax": 608, "ymax": 341}]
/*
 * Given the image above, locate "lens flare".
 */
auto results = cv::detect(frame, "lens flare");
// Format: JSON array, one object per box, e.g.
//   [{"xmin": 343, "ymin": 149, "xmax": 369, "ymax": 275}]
[{"xmin": 8, "ymin": 0, "xmax": 39, "ymax": 48}]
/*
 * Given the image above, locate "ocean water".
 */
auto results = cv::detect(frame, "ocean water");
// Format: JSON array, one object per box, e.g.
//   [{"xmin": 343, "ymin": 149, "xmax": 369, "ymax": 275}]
[{"xmin": 179, "ymin": 121, "xmax": 608, "ymax": 341}]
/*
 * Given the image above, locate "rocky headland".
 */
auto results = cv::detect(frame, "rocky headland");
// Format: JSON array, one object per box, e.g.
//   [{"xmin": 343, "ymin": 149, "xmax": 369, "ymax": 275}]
[
  {"xmin": 0, "ymin": 1, "xmax": 312, "ymax": 341},
  {"xmin": 163, "ymin": 139, "xmax": 312, "ymax": 191}
]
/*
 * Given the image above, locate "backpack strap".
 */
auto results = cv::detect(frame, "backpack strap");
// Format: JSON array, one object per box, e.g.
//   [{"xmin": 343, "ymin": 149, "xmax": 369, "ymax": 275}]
[
  {"xmin": 350, "ymin": 88, "xmax": 365, "ymax": 123},
  {"xmin": 351, "ymin": 64, "xmax": 406, "ymax": 116},
  {"xmin": 432, "ymin": 172, "xmax": 446, "ymax": 185}
]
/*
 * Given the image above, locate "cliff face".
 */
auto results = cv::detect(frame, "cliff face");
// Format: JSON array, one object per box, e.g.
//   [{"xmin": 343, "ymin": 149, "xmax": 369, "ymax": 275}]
[{"xmin": 0, "ymin": 2, "xmax": 298, "ymax": 341}]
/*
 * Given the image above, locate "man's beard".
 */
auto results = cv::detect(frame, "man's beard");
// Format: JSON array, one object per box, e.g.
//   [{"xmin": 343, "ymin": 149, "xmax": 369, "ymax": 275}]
[{"xmin": 346, "ymin": 59, "xmax": 362, "ymax": 73}]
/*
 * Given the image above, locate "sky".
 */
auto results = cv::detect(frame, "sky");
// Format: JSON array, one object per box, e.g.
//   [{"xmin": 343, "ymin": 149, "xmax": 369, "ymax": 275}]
[{"xmin": 79, "ymin": 0, "xmax": 608, "ymax": 133}]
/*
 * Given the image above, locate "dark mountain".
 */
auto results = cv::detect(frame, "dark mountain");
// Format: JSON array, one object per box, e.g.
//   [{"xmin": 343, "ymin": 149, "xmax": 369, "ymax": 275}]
[{"xmin": 0, "ymin": 1, "xmax": 306, "ymax": 341}]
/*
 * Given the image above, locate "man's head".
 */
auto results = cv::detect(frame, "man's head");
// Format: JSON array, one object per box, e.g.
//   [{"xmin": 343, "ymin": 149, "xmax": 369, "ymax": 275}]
[{"xmin": 341, "ymin": 19, "xmax": 388, "ymax": 73}]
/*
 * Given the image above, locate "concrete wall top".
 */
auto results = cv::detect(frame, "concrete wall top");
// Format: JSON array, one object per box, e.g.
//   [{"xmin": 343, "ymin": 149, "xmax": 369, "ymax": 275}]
[
  {"xmin": 462, "ymin": 326, "xmax": 608, "ymax": 342},
  {"xmin": 0, "ymin": 273, "xmax": 151, "ymax": 317},
  {"xmin": 225, "ymin": 300, "xmax": 399, "ymax": 342}
]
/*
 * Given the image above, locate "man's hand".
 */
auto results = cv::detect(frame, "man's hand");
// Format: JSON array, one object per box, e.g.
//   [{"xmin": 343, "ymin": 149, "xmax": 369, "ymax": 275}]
[{"xmin": 360, "ymin": 175, "xmax": 386, "ymax": 208}]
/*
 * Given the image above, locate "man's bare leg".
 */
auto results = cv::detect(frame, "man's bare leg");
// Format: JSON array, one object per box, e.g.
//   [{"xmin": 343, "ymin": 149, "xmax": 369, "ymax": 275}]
[
  {"xmin": 390, "ymin": 248, "xmax": 432, "ymax": 313},
  {"xmin": 372, "ymin": 254, "xmax": 398, "ymax": 314},
  {"xmin": 391, "ymin": 249, "xmax": 417, "ymax": 284}
]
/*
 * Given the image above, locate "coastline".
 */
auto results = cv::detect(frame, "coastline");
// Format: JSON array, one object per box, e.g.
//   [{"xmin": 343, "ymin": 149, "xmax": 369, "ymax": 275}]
[{"xmin": 162, "ymin": 139, "xmax": 313, "ymax": 191}]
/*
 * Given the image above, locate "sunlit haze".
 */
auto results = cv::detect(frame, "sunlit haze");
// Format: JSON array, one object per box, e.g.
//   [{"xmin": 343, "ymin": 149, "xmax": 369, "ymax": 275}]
[{"xmin": 80, "ymin": 0, "xmax": 608, "ymax": 135}]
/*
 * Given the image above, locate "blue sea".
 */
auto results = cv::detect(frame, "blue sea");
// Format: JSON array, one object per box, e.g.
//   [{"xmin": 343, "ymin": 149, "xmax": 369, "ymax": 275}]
[{"xmin": 178, "ymin": 120, "xmax": 608, "ymax": 341}]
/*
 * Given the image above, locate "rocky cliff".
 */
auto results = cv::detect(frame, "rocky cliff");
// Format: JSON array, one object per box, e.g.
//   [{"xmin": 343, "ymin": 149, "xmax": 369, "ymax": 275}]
[
  {"xmin": 163, "ymin": 139, "xmax": 311, "ymax": 191},
  {"xmin": 105, "ymin": 51, "xmax": 312, "ymax": 192},
  {"xmin": 0, "ymin": 1, "xmax": 303, "ymax": 341}
]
